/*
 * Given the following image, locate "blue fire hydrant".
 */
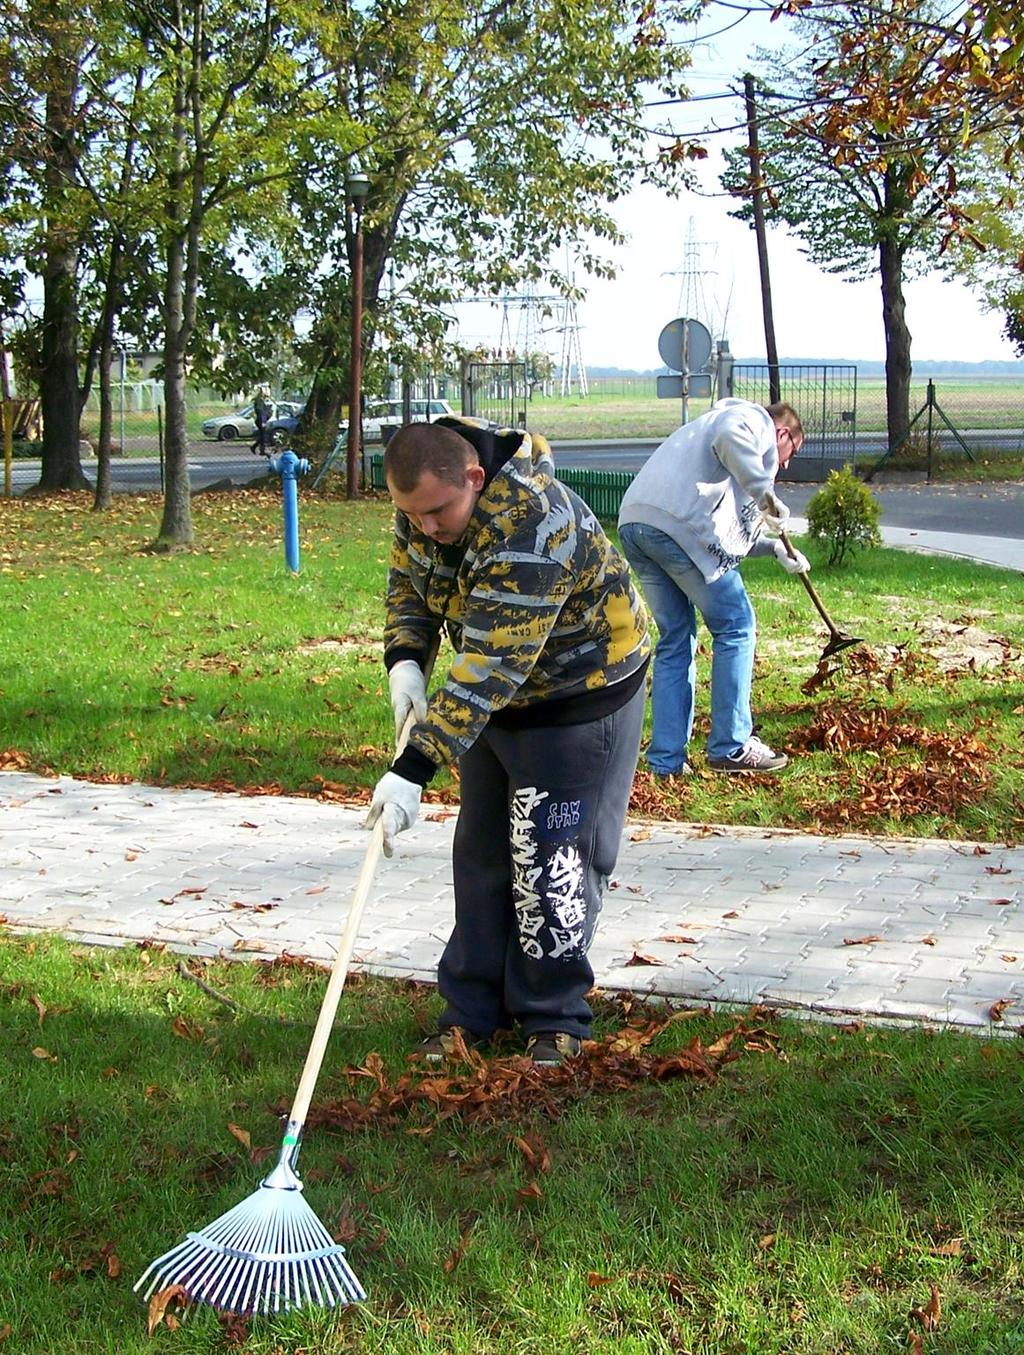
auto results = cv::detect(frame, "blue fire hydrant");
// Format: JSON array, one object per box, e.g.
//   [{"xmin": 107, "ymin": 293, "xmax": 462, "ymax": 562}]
[{"xmin": 267, "ymin": 450, "xmax": 311, "ymax": 573}]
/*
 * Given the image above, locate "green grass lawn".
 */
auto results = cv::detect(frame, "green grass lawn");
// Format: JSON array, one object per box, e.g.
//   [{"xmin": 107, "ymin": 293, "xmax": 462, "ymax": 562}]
[
  {"xmin": 2, "ymin": 934, "xmax": 1024, "ymax": 1354},
  {"xmin": 2, "ymin": 487, "xmax": 1024, "ymax": 1351},
  {"xmin": 1, "ymin": 487, "xmax": 1021, "ymax": 842}
]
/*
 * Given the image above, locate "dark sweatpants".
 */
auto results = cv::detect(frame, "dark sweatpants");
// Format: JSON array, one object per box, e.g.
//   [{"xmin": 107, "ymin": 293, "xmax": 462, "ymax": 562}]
[{"xmin": 437, "ymin": 685, "xmax": 645, "ymax": 1041}]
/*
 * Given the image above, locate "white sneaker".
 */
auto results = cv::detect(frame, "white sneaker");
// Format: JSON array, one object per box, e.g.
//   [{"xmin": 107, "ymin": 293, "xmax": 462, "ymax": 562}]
[{"xmin": 709, "ymin": 736, "xmax": 788, "ymax": 773}]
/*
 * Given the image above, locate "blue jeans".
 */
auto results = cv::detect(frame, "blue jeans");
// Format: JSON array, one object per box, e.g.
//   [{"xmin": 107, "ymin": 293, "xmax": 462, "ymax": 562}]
[{"xmin": 618, "ymin": 521, "xmax": 755, "ymax": 770}]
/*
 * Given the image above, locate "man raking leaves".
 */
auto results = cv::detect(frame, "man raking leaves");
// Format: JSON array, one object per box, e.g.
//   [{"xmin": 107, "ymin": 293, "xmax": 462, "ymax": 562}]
[
  {"xmin": 617, "ymin": 398, "xmax": 808, "ymax": 776},
  {"xmin": 367, "ymin": 418, "xmax": 650, "ymax": 1068}
]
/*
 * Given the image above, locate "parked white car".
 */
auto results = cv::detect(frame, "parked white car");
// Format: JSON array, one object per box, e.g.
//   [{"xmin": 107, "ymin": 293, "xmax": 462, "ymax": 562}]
[
  {"xmin": 342, "ymin": 398, "xmax": 501, "ymax": 443},
  {"xmin": 340, "ymin": 398, "xmax": 455, "ymax": 443},
  {"xmin": 201, "ymin": 401, "xmax": 302, "ymax": 442}
]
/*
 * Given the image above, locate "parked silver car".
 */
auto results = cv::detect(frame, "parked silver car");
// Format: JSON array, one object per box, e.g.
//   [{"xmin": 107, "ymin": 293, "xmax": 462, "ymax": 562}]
[{"xmin": 201, "ymin": 401, "xmax": 301, "ymax": 442}]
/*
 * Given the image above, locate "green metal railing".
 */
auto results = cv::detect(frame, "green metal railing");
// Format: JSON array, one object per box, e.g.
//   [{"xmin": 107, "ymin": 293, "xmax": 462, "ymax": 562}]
[{"xmin": 365, "ymin": 455, "xmax": 634, "ymax": 522}]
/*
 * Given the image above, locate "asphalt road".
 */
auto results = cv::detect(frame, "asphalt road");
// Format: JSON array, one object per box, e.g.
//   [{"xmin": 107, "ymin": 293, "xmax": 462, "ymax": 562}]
[{"xmin": 6, "ymin": 438, "xmax": 1023, "ymax": 541}]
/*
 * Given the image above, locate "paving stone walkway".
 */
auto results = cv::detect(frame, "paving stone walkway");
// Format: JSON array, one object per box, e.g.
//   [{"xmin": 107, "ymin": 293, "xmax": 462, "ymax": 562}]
[{"xmin": 3, "ymin": 771, "xmax": 1022, "ymax": 1033}]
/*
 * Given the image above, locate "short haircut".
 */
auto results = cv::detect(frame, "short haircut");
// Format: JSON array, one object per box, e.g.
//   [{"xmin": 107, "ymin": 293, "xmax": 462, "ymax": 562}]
[
  {"xmin": 383, "ymin": 422, "xmax": 478, "ymax": 493},
  {"xmin": 765, "ymin": 401, "xmax": 804, "ymax": 441}
]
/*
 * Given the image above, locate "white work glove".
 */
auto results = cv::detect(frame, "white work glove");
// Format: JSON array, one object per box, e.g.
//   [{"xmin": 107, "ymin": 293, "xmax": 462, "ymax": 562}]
[
  {"xmin": 365, "ymin": 771, "xmax": 422, "ymax": 857},
  {"xmin": 387, "ymin": 660, "xmax": 428, "ymax": 747},
  {"xmin": 759, "ymin": 491, "xmax": 791, "ymax": 535},
  {"xmin": 772, "ymin": 538, "xmax": 810, "ymax": 575}
]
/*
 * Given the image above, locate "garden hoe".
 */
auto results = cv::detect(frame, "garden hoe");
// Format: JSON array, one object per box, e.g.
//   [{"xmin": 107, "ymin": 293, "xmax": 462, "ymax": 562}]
[
  {"xmin": 135, "ymin": 678, "xmax": 435, "ymax": 1318},
  {"xmin": 778, "ymin": 529, "xmax": 864, "ymax": 661}
]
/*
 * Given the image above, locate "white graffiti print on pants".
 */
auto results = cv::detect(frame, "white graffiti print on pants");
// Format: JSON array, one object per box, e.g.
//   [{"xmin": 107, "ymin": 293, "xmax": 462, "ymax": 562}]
[{"xmin": 510, "ymin": 786, "xmax": 587, "ymax": 961}]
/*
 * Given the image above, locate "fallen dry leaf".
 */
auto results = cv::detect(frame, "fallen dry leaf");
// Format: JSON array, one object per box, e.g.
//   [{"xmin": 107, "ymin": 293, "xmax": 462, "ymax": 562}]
[
  {"xmin": 170, "ymin": 1014, "xmax": 205, "ymax": 1042},
  {"xmin": 514, "ymin": 1132, "xmax": 552, "ymax": 1175},
  {"xmin": 227, "ymin": 1123, "xmax": 252, "ymax": 1150},
  {"xmin": 624, "ymin": 951, "xmax": 664, "ymax": 967},
  {"xmin": 442, "ymin": 1221, "xmax": 476, "ymax": 1273},
  {"xmin": 989, "ymin": 998, "xmax": 1014, "ymax": 1022},
  {"xmin": 587, "ymin": 1272, "xmax": 616, "ymax": 1287},
  {"xmin": 147, "ymin": 1285, "xmax": 188, "ymax": 1336},
  {"xmin": 910, "ymin": 1282, "xmax": 942, "ymax": 1331},
  {"xmin": 843, "ymin": 935, "xmax": 884, "ymax": 946}
]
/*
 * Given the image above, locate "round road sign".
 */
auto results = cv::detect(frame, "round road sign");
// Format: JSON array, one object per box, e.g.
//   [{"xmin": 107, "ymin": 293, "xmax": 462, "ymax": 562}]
[{"xmin": 658, "ymin": 317, "xmax": 713, "ymax": 373}]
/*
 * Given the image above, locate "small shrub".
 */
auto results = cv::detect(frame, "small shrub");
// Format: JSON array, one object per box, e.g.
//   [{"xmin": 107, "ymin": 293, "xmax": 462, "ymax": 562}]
[{"xmin": 806, "ymin": 465, "xmax": 882, "ymax": 566}]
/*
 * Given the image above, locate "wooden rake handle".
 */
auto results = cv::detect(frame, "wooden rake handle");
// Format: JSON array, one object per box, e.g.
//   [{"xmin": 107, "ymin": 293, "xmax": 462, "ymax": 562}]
[
  {"xmin": 286, "ymin": 642, "xmax": 439, "ymax": 1137},
  {"xmin": 778, "ymin": 528, "xmax": 844, "ymax": 639}
]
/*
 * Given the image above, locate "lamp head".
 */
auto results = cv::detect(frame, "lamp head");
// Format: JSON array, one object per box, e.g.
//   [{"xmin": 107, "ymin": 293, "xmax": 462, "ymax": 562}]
[{"xmin": 346, "ymin": 171, "xmax": 370, "ymax": 201}]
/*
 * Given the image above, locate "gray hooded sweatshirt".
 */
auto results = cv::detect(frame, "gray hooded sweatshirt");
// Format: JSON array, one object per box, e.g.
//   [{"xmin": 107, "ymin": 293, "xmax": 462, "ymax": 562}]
[{"xmin": 617, "ymin": 397, "xmax": 780, "ymax": 583}]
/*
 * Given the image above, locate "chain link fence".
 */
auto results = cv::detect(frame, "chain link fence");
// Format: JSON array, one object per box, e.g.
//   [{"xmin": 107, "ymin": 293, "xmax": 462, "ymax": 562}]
[{"xmin": 12, "ymin": 369, "xmax": 1024, "ymax": 473}]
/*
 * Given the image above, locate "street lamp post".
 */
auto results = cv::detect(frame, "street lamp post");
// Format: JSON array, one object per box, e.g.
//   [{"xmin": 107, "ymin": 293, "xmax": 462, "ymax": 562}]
[{"xmin": 345, "ymin": 170, "xmax": 370, "ymax": 500}]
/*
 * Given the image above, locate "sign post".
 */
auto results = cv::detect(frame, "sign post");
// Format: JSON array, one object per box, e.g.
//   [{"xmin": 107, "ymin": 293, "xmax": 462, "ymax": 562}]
[{"xmin": 656, "ymin": 317, "xmax": 713, "ymax": 425}]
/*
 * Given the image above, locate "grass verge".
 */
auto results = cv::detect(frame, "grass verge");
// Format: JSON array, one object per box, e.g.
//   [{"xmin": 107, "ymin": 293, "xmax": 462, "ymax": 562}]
[
  {"xmin": 1, "ymin": 489, "xmax": 1021, "ymax": 842},
  {"xmin": 2, "ymin": 933, "xmax": 1024, "ymax": 1354}
]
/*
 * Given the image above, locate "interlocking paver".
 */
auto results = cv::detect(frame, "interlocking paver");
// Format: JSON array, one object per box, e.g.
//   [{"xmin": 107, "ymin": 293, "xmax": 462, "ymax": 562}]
[{"xmin": 3, "ymin": 771, "xmax": 1024, "ymax": 1033}]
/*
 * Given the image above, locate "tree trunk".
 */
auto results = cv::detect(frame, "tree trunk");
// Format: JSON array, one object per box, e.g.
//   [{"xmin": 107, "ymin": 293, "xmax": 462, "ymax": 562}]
[
  {"xmin": 36, "ymin": 73, "xmax": 89, "ymax": 493},
  {"xmin": 879, "ymin": 237, "xmax": 912, "ymax": 452},
  {"xmin": 93, "ymin": 335, "xmax": 114, "ymax": 511},
  {"xmin": 92, "ymin": 241, "xmax": 125, "ymax": 512},
  {"xmin": 152, "ymin": 19, "xmax": 194, "ymax": 550},
  {"xmin": 155, "ymin": 229, "xmax": 194, "ymax": 547}
]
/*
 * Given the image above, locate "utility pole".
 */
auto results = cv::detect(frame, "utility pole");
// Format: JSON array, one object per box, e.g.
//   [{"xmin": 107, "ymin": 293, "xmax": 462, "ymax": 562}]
[{"xmin": 744, "ymin": 73, "xmax": 780, "ymax": 404}]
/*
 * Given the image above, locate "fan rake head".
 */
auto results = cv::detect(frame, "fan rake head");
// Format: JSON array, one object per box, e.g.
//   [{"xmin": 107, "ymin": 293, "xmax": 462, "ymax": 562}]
[{"xmin": 135, "ymin": 1156, "xmax": 364, "ymax": 1317}]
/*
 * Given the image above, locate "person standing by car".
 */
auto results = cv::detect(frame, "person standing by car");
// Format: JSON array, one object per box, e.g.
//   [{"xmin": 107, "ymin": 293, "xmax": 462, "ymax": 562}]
[
  {"xmin": 250, "ymin": 390, "xmax": 272, "ymax": 455},
  {"xmin": 365, "ymin": 418, "xmax": 650, "ymax": 1067},
  {"xmin": 617, "ymin": 398, "xmax": 809, "ymax": 776}
]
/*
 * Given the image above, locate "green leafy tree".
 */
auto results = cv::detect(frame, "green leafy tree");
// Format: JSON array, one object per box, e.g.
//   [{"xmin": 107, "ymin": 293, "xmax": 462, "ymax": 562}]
[
  {"xmin": 286, "ymin": 0, "xmax": 700, "ymax": 438},
  {"xmin": 721, "ymin": 0, "xmax": 1007, "ymax": 451}
]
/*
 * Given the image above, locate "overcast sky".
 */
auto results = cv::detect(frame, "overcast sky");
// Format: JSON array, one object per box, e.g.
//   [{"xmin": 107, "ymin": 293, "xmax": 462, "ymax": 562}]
[{"xmin": 450, "ymin": 5, "xmax": 1019, "ymax": 370}]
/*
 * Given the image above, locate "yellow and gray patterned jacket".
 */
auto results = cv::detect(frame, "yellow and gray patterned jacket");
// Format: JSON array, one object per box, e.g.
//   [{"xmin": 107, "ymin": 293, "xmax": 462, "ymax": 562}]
[{"xmin": 385, "ymin": 423, "xmax": 650, "ymax": 782}]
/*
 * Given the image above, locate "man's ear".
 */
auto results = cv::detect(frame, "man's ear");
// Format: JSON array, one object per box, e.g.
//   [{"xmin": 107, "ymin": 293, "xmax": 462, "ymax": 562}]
[{"xmin": 466, "ymin": 462, "xmax": 486, "ymax": 492}]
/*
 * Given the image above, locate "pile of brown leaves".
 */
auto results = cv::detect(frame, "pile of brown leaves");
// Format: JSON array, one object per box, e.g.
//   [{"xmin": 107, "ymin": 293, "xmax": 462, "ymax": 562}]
[
  {"xmin": 789, "ymin": 703, "xmax": 994, "ymax": 827},
  {"xmin": 787, "ymin": 702, "xmax": 990, "ymax": 763},
  {"xmin": 628, "ymin": 769, "xmax": 693, "ymax": 817},
  {"xmin": 297, "ymin": 1013, "xmax": 781, "ymax": 1136}
]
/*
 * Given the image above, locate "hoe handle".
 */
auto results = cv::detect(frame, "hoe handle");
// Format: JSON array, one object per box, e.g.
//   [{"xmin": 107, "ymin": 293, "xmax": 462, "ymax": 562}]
[
  {"xmin": 778, "ymin": 529, "xmax": 842, "ymax": 638},
  {"xmin": 286, "ymin": 639, "xmax": 440, "ymax": 1142}
]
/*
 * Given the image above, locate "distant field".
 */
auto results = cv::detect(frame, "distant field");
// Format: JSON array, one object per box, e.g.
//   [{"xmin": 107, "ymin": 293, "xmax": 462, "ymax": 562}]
[{"xmin": 69, "ymin": 373, "xmax": 1024, "ymax": 451}]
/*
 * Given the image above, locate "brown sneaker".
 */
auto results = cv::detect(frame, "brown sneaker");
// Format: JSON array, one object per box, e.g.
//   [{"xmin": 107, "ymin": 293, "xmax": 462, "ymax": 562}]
[
  {"xmin": 526, "ymin": 1031, "xmax": 583, "ymax": 1067},
  {"xmin": 416, "ymin": 1026, "xmax": 487, "ymax": 1063}
]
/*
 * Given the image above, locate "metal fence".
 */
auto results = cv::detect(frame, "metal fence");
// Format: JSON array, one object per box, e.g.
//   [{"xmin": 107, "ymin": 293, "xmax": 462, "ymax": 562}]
[
  {"xmin": 462, "ymin": 360, "xmax": 528, "ymax": 429},
  {"xmin": 368, "ymin": 454, "xmax": 632, "ymax": 522},
  {"xmin": 15, "ymin": 369, "xmax": 1024, "ymax": 472},
  {"xmin": 729, "ymin": 364, "xmax": 858, "ymax": 476}
]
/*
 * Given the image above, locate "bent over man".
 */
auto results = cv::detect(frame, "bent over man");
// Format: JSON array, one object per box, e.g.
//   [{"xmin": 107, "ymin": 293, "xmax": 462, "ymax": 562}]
[
  {"xmin": 367, "ymin": 418, "xmax": 650, "ymax": 1067},
  {"xmin": 617, "ymin": 398, "xmax": 808, "ymax": 776}
]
